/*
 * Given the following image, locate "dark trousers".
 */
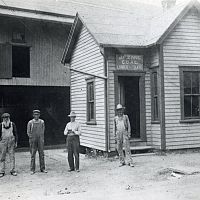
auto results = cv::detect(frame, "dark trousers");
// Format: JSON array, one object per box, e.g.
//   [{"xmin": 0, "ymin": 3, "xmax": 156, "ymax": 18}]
[
  {"xmin": 29, "ymin": 137, "xmax": 45, "ymax": 172},
  {"xmin": 67, "ymin": 135, "xmax": 80, "ymax": 170}
]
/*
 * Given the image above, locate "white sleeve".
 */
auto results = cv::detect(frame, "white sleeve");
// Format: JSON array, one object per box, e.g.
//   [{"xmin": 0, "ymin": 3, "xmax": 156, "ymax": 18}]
[{"xmin": 64, "ymin": 123, "xmax": 69, "ymax": 135}]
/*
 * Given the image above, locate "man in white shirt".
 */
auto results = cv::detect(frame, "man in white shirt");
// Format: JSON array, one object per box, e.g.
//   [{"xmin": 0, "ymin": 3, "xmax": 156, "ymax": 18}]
[{"xmin": 64, "ymin": 111, "xmax": 81, "ymax": 172}]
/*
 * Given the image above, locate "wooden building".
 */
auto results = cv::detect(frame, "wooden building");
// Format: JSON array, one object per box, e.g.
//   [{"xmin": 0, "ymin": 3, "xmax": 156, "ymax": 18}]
[
  {"xmin": 62, "ymin": 0, "xmax": 200, "ymax": 152},
  {"xmin": 0, "ymin": 1, "xmax": 75, "ymax": 147}
]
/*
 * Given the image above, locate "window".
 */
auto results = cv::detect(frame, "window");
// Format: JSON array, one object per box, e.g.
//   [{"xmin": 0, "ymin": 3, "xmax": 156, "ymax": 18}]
[
  {"xmin": 180, "ymin": 67, "xmax": 200, "ymax": 120},
  {"xmin": 151, "ymin": 68, "xmax": 159, "ymax": 122},
  {"xmin": 86, "ymin": 78, "xmax": 96, "ymax": 124},
  {"xmin": 12, "ymin": 45, "xmax": 30, "ymax": 78}
]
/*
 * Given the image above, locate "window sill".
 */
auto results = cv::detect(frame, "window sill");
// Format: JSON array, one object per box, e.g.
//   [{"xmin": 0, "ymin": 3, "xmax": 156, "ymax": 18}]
[
  {"xmin": 86, "ymin": 121, "xmax": 97, "ymax": 125},
  {"xmin": 151, "ymin": 121, "xmax": 160, "ymax": 124},
  {"xmin": 179, "ymin": 119, "xmax": 200, "ymax": 123}
]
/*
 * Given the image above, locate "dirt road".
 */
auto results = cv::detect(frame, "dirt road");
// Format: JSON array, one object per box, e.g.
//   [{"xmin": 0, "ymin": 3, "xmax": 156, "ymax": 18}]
[{"xmin": 1, "ymin": 149, "xmax": 200, "ymax": 200}]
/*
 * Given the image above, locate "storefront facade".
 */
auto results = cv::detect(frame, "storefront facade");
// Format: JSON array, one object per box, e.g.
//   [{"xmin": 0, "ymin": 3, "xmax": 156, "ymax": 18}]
[{"xmin": 62, "ymin": 0, "xmax": 200, "ymax": 152}]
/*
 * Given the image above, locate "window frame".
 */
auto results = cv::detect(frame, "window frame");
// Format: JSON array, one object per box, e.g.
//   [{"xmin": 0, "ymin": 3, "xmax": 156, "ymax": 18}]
[
  {"xmin": 180, "ymin": 66, "xmax": 200, "ymax": 122},
  {"xmin": 86, "ymin": 77, "xmax": 96, "ymax": 125},
  {"xmin": 150, "ymin": 66, "xmax": 160, "ymax": 123},
  {"xmin": 12, "ymin": 44, "xmax": 30, "ymax": 78}
]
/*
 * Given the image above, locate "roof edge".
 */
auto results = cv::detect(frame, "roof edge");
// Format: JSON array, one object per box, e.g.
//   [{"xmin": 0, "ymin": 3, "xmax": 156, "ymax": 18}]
[
  {"xmin": 0, "ymin": 5, "xmax": 74, "ymax": 19},
  {"xmin": 157, "ymin": 0, "xmax": 200, "ymax": 44},
  {"xmin": 61, "ymin": 13, "xmax": 100, "ymax": 64}
]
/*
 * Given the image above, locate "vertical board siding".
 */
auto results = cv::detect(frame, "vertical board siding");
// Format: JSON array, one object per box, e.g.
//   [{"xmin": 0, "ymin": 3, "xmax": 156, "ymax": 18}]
[
  {"xmin": 0, "ymin": 16, "xmax": 70, "ymax": 86},
  {"xmin": 70, "ymin": 26, "xmax": 106, "ymax": 151},
  {"xmin": 146, "ymin": 48, "xmax": 161, "ymax": 149},
  {"xmin": 164, "ymin": 8, "xmax": 200, "ymax": 149}
]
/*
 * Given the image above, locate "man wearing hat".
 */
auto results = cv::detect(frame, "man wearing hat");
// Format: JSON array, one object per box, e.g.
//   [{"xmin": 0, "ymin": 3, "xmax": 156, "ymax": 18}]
[
  {"xmin": 64, "ymin": 111, "xmax": 81, "ymax": 172},
  {"xmin": 0, "ymin": 113, "xmax": 18, "ymax": 177},
  {"xmin": 27, "ymin": 110, "xmax": 47, "ymax": 174},
  {"xmin": 113, "ymin": 104, "xmax": 134, "ymax": 167}
]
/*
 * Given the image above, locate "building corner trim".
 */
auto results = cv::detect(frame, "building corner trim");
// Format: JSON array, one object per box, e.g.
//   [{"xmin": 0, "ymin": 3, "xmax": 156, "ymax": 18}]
[{"xmin": 158, "ymin": 44, "xmax": 166, "ymax": 151}]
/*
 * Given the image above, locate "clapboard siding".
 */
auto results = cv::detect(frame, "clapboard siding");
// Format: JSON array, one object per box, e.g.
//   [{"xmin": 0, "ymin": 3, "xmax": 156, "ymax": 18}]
[
  {"xmin": 0, "ymin": 16, "xmax": 69, "ymax": 86},
  {"xmin": 146, "ymin": 48, "xmax": 161, "ymax": 148},
  {"xmin": 70, "ymin": 25, "xmax": 106, "ymax": 151},
  {"xmin": 163, "ymin": 8, "xmax": 200, "ymax": 149}
]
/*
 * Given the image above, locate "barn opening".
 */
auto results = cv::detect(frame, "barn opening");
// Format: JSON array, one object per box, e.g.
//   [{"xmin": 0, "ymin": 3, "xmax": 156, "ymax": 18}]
[{"xmin": 0, "ymin": 86, "xmax": 70, "ymax": 147}]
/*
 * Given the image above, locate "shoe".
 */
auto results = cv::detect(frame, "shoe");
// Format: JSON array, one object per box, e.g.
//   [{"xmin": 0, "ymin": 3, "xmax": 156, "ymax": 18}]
[
  {"xmin": 41, "ymin": 170, "xmax": 48, "ymax": 173},
  {"xmin": 10, "ymin": 171, "xmax": 17, "ymax": 176},
  {"xmin": 76, "ymin": 169, "xmax": 80, "ymax": 172},
  {"xmin": 119, "ymin": 163, "xmax": 125, "ymax": 167},
  {"xmin": 30, "ymin": 171, "xmax": 35, "ymax": 175},
  {"xmin": 0, "ymin": 173, "xmax": 5, "ymax": 178},
  {"xmin": 128, "ymin": 163, "xmax": 134, "ymax": 167},
  {"xmin": 68, "ymin": 169, "xmax": 75, "ymax": 172}
]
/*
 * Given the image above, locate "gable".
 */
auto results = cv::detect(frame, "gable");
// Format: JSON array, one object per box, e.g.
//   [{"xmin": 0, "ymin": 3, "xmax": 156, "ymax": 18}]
[{"xmin": 164, "ymin": 7, "xmax": 200, "ymax": 44}]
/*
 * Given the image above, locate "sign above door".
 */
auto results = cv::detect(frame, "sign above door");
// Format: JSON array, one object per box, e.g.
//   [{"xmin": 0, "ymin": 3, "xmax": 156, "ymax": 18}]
[{"xmin": 116, "ymin": 54, "xmax": 143, "ymax": 71}]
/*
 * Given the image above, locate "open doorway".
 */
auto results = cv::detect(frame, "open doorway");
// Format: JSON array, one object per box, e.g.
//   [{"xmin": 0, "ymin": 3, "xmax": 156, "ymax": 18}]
[
  {"xmin": 118, "ymin": 76, "xmax": 140, "ymax": 138},
  {"xmin": 0, "ymin": 86, "xmax": 70, "ymax": 147}
]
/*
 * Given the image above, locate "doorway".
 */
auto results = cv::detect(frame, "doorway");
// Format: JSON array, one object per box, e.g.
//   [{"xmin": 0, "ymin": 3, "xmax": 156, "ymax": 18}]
[
  {"xmin": 116, "ymin": 73, "xmax": 146, "ymax": 140},
  {"xmin": 0, "ymin": 86, "xmax": 70, "ymax": 147}
]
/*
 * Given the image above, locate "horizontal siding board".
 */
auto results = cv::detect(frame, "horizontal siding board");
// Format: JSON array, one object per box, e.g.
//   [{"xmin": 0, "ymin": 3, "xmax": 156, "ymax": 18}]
[
  {"xmin": 164, "ymin": 8, "xmax": 200, "ymax": 149},
  {"xmin": 70, "ymin": 25, "xmax": 106, "ymax": 151}
]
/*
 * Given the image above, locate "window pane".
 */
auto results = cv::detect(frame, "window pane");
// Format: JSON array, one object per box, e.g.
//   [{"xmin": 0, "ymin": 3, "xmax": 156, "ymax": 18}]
[
  {"xmin": 192, "ymin": 96, "xmax": 199, "ymax": 117},
  {"xmin": 90, "ymin": 102, "xmax": 94, "ymax": 120},
  {"xmin": 88, "ymin": 82, "xmax": 94, "ymax": 101},
  {"xmin": 192, "ymin": 73, "xmax": 199, "ymax": 94},
  {"xmin": 154, "ymin": 97, "xmax": 158, "ymax": 120},
  {"xmin": 184, "ymin": 72, "xmax": 191, "ymax": 94},
  {"xmin": 184, "ymin": 96, "xmax": 192, "ymax": 117},
  {"xmin": 153, "ymin": 72, "xmax": 157, "ymax": 95}
]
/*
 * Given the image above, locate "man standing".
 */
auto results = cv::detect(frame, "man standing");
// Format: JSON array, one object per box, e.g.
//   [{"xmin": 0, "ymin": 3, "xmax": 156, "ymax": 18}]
[
  {"xmin": 27, "ymin": 110, "xmax": 47, "ymax": 175},
  {"xmin": 113, "ymin": 104, "xmax": 134, "ymax": 167},
  {"xmin": 0, "ymin": 113, "xmax": 18, "ymax": 177},
  {"xmin": 64, "ymin": 111, "xmax": 81, "ymax": 172}
]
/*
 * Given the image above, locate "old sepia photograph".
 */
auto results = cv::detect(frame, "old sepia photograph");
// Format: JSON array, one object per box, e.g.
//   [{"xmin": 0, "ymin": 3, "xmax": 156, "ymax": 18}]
[{"xmin": 0, "ymin": 0, "xmax": 200, "ymax": 199}]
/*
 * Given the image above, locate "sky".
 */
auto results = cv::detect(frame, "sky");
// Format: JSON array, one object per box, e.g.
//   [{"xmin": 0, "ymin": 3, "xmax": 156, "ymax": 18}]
[{"xmin": 131, "ymin": 0, "xmax": 190, "ymax": 6}]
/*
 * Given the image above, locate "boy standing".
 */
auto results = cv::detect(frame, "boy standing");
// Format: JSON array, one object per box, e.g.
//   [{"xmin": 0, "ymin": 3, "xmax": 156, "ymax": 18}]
[{"xmin": 27, "ymin": 110, "xmax": 47, "ymax": 174}]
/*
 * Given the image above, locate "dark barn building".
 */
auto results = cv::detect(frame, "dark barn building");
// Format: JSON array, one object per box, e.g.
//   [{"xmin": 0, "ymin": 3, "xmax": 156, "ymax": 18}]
[{"xmin": 0, "ymin": 1, "xmax": 74, "ymax": 147}]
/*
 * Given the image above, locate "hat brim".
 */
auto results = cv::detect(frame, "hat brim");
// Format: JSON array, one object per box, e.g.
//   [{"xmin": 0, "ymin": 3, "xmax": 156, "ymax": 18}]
[
  {"xmin": 116, "ymin": 107, "xmax": 125, "ymax": 110},
  {"xmin": 68, "ymin": 115, "xmax": 76, "ymax": 117}
]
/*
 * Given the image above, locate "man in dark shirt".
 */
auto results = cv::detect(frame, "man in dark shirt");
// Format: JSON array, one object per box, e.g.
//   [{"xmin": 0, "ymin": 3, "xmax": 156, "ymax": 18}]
[{"xmin": 0, "ymin": 113, "xmax": 18, "ymax": 177}]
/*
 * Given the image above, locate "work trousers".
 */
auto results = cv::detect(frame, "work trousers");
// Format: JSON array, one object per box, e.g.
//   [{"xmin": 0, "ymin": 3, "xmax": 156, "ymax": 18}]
[
  {"xmin": 67, "ymin": 135, "xmax": 80, "ymax": 170},
  {"xmin": 0, "ymin": 136, "xmax": 15, "ymax": 173},
  {"xmin": 116, "ymin": 131, "xmax": 132, "ymax": 164},
  {"xmin": 29, "ymin": 137, "xmax": 45, "ymax": 172}
]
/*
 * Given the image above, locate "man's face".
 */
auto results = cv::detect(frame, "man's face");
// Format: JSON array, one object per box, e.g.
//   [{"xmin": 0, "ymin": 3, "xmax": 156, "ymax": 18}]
[
  {"xmin": 117, "ymin": 109, "xmax": 123, "ymax": 116},
  {"xmin": 3, "ymin": 117, "xmax": 9, "ymax": 123},
  {"xmin": 33, "ymin": 113, "xmax": 40, "ymax": 120},
  {"xmin": 70, "ymin": 116, "xmax": 76, "ymax": 122}
]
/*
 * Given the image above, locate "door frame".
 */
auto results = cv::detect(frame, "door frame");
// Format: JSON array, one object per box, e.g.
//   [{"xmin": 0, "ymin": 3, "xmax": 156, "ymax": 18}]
[{"xmin": 114, "ymin": 71, "xmax": 146, "ymax": 141}]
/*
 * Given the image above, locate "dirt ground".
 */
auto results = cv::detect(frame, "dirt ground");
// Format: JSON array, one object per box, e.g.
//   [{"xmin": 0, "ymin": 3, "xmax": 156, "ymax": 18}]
[{"xmin": 1, "ymin": 149, "xmax": 200, "ymax": 200}]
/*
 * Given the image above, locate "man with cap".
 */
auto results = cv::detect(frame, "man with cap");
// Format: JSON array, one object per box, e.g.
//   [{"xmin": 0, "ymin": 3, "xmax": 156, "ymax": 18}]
[
  {"xmin": 64, "ymin": 111, "xmax": 81, "ymax": 172},
  {"xmin": 113, "ymin": 104, "xmax": 134, "ymax": 167},
  {"xmin": 27, "ymin": 110, "xmax": 47, "ymax": 174},
  {"xmin": 0, "ymin": 113, "xmax": 18, "ymax": 177}
]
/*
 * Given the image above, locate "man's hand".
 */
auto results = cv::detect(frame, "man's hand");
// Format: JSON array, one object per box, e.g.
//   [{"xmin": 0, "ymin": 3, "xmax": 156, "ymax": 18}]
[{"xmin": 15, "ymin": 142, "xmax": 18, "ymax": 148}]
